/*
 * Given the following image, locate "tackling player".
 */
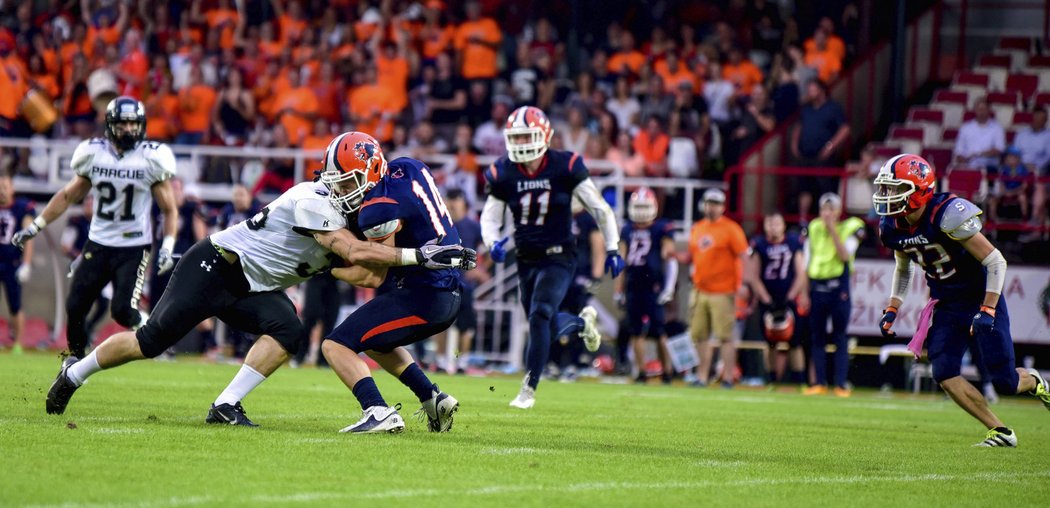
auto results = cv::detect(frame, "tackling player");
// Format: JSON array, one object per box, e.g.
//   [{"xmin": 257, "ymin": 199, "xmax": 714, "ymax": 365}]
[
  {"xmin": 318, "ymin": 132, "xmax": 471, "ymax": 434},
  {"xmin": 748, "ymin": 212, "xmax": 808, "ymax": 384},
  {"xmin": 874, "ymin": 153, "xmax": 1050, "ymax": 447},
  {"xmin": 614, "ymin": 188, "xmax": 677, "ymax": 384},
  {"xmin": 481, "ymin": 106, "xmax": 623, "ymax": 409},
  {"xmin": 0, "ymin": 174, "xmax": 36, "ymax": 353},
  {"xmin": 44, "ymin": 138, "xmax": 474, "ymax": 424},
  {"xmin": 13, "ymin": 96, "xmax": 178, "ymax": 359}
]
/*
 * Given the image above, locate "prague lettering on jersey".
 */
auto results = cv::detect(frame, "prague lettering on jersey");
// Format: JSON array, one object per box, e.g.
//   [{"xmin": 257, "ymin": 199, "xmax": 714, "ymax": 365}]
[
  {"xmin": 484, "ymin": 150, "xmax": 589, "ymax": 258},
  {"xmin": 71, "ymin": 138, "xmax": 176, "ymax": 248},
  {"xmin": 357, "ymin": 157, "xmax": 463, "ymax": 292}
]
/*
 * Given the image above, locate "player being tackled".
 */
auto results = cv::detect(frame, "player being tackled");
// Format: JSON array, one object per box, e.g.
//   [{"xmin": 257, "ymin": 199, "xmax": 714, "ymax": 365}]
[{"xmin": 874, "ymin": 154, "xmax": 1050, "ymax": 447}]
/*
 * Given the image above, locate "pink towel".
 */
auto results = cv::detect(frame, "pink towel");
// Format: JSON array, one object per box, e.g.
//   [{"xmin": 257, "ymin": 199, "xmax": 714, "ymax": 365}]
[{"xmin": 907, "ymin": 299, "xmax": 939, "ymax": 359}]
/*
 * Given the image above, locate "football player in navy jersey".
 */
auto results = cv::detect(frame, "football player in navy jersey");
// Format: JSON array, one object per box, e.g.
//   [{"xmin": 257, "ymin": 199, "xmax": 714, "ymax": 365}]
[
  {"xmin": 0, "ymin": 174, "xmax": 36, "ymax": 353},
  {"xmin": 748, "ymin": 213, "xmax": 808, "ymax": 384},
  {"xmin": 614, "ymin": 188, "xmax": 677, "ymax": 384},
  {"xmin": 481, "ymin": 106, "xmax": 623, "ymax": 409},
  {"xmin": 875, "ymin": 154, "xmax": 1050, "ymax": 447},
  {"xmin": 320, "ymin": 132, "xmax": 475, "ymax": 433}
]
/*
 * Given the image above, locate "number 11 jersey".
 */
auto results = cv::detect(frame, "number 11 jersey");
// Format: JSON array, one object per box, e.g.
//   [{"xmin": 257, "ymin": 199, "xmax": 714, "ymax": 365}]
[{"xmin": 70, "ymin": 138, "xmax": 176, "ymax": 247}]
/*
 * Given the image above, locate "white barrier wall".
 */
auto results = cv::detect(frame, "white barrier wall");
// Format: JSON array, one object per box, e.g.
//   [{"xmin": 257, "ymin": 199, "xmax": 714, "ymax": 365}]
[{"xmin": 849, "ymin": 259, "xmax": 1050, "ymax": 344}]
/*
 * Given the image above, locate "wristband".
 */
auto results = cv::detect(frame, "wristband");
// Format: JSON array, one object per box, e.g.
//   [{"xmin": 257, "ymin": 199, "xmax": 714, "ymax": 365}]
[
  {"xmin": 398, "ymin": 248, "xmax": 419, "ymax": 266},
  {"xmin": 979, "ymin": 305, "xmax": 996, "ymax": 317},
  {"xmin": 32, "ymin": 216, "xmax": 47, "ymax": 230},
  {"xmin": 885, "ymin": 305, "xmax": 898, "ymax": 314},
  {"xmin": 161, "ymin": 236, "xmax": 175, "ymax": 253}
]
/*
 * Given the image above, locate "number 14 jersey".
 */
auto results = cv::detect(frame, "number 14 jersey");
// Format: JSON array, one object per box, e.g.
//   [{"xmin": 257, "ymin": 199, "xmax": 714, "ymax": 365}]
[{"xmin": 71, "ymin": 138, "xmax": 176, "ymax": 247}]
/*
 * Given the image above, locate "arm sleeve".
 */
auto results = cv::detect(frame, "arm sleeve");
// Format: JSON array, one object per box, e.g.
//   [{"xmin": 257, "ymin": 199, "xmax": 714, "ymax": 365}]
[
  {"xmin": 573, "ymin": 177, "xmax": 619, "ymax": 252},
  {"xmin": 480, "ymin": 195, "xmax": 508, "ymax": 248},
  {"xmin": 146, "ymin": 143, "xmax": 177, "ymax": 185},
  {"xmin": 293, "ymin": 197, "xmax": 346, "ymax": 232},
  {"xmin": 662, "ymin": 258, "xmax": 679, "ymax": 295},
  {"xmin": 981, "ymin": 248, "xmax": 1007, "ymax": 295},
  {"xmin": 890, "ymin": 251, "xmax": 913, "ymax": 301}
]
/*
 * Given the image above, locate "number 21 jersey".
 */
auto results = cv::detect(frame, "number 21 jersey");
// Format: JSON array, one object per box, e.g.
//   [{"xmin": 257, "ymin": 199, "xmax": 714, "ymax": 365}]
[{"xmin": 70, "ymin": 138, "xmax": 176, "ymax": 247}]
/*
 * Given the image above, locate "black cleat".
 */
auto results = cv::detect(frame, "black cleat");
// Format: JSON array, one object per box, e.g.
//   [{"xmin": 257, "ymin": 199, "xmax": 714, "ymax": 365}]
[
  {"xmin": 205, "ymin": 402, "xmax": 258, "ymax": 427},
  {"xmin": 46, "ymin": 357, "xmax": 81, "ymax": 415}
]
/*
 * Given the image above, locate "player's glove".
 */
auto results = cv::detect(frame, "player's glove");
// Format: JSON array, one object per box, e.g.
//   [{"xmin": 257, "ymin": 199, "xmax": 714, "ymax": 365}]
[
  {"xmin": 15, "ymin": 264, "xmax": 30, "ymax": 283},
  {"xmin": 613, "ymin": 291, "xmax": 625, "ymax": 309},
  {"xmin": 489, "ymin": 236, "xmax": 509, "ymax": 263},
  {"xmin": 12, "ymin": 223, "xmax": 42, "ymax": 251},
  {"xmin": 156, "ymin": 248, "xmax": 175, "ymax": 275},
  {"xmin": 418, "ymin": 237, "xmax": 475, "ymax": 270},
  {"xmin": 604, "ymin": 250, "xmax": 624, "ymax": 278},
  {"xmin": 970, "ymin": 305, "xmax": 996, "ymax": 336},
  {"xmin": 879, "ymin": 306, "xmax": 898, "ymax": 339},
  {"xmin": 657, "ymin": 288, "xmax": 675, "ymax": 305}
]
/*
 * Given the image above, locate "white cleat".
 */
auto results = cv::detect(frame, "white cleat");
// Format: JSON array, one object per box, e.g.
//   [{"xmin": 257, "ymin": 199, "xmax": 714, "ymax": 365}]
[
  {"xmin": 339, "ymin": 405, "xmax": 405, "ymax": 434},
  {"xmin": 509, "ymin": 383, "xmax": 536, "ymax": 409},
  {"xmin": 418, "ymin": 386, "xmax": 459, "ymax": 432},
  {"xmin": 974, "ymin": 428, "xmax": 1017, "ymax": 447},
  {"xmin": 579, "ymin": 306, "xmax": 601, "ymax": 352}
]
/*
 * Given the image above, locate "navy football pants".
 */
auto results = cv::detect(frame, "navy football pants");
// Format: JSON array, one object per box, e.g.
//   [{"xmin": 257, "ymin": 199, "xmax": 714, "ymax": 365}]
[
  {"xmin": 518, "ymin": 260, "xmax": 584, "ymax": 389},
  {"xmin": 810, "ymin": 287, "xmax": 851, "ymax": 388},
  {"xmin": 326, "ymin": 286, "xmax": 461, "ymax": 354}
]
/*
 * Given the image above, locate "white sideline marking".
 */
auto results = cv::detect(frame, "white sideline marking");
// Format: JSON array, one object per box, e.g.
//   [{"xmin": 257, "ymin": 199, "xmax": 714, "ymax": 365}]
[
  {"xmin": 28, "ymin": 470, "xmax": 1050, "ymax": 507},
  {"xmin": 695, "ymin": 460, "xmax": 746, "ymax": 468},
  {"xmin": 295, "ymin": 438, "xmax": 338, "ymax": 444},
  {"xmin": 90, "ymin": 428, "xmax": 145, "ymax": 435},
  {"xmin": 479, "ymin": 447, "xmax": 551, "ymax": 455}
]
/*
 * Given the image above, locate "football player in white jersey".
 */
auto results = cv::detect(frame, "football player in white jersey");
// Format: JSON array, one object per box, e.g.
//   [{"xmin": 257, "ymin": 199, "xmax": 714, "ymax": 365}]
[
  {"xmin": 44, "ymin": 173, "xmax": 476, "ymax": 426},
  {"xmin": 13, "ymin": 96, "xmax": 179, "ymax": 359}
]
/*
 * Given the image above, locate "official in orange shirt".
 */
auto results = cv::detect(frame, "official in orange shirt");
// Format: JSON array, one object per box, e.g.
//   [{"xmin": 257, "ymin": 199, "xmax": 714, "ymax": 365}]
[
  {"xmin": 454, "ymin": 1, "xmax": 501, "ymax": 80},
  {"xmin": 177, "ymin": 66, "xmax": 217, "ymax": 145},
  {"xmin": 686, "ymin": 189, "xmax": 748, "ymax": 387},
  {"xmin": 722, "ymin": 47, "xmax": 763, "ymax": 97}
]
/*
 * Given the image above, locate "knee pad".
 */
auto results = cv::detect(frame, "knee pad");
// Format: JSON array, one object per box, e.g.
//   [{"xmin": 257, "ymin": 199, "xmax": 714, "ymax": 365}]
[{"xmin": 531, "ymin": 301, "xmax": 555, "ymax": 322}]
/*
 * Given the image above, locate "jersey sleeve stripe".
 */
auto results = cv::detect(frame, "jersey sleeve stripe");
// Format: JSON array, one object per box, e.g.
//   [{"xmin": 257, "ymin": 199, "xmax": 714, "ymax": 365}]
[
  {"xmin": 361, "ymin": 315, "xmax": 428, "ymax": 343},
  {"xmin": 569, "ymin": 152, "xmax": 580, "ymax": 169},
  {"xmin": 488, "ymin": 164, "xmax": 498, "ymax": 181},
  {"xmin": 361, "ymin": 197, "xmax": 398, "ymax": 208}
]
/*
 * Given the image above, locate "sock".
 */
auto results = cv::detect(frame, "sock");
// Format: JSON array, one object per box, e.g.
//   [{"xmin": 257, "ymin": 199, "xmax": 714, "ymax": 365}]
[
  {"xmin": 214, "ymin": 365, "xmax": 266, "ymax": 406},
  {"xmin": 457, "ymin": 355, "xmax": 469, "ymax": 370},
  {"xmin": 398, "ymin": 363, "xmax": 437, "ymax": 403},
  {"xmin": 554, "ymin": 313, "xmax": 583, "ymax": 339},
  {"xmin": 67, "ymin": 350, "xmax": 102, "ymax": 386},
  {"xmin": 525, "ymin": 314, "xmax": 553, "ymax": 390},
  {"xmin": 994, "ymin": 426, "xmax": 1012, "ymax": 435},
  {"xmin": 351, "ymin": 377, "xmax": 387, "ymax": 410}
]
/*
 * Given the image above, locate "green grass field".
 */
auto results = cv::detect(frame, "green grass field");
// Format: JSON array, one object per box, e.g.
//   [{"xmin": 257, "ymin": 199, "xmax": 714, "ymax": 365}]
[{"xmin": 2, "ymin": 353, "xmax": 1048, "ymax": 507}]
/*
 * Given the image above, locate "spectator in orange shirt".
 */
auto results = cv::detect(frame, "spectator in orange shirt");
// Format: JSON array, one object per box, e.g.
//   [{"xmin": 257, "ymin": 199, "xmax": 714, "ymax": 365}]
[
  {"xmin": 254, "ymin": 59, "xmax": 291, "ymax": 123},
  {"xmin": 61, "ymin": 53, "xmax": 95, "ymax": 139},
  {"xmin": 192, "ymin": 0, "xmax": 240, "ymax": 51},
  {"xmin": 633, "ymin": 115, "xmax": 671, "ymax": 177},
  {"xmin": 273, "ymin": 68, "xmax": 319, "ymax": 146},
  {"xmin": 311, "ymin": 61, "xmax": 346, "ymax": 126},
  {"xmin": 81, "ymin": 0, "xmax": 127, "ymax": 54},
  {"xmin": 804, "ymin": 30, "xmax": 842, "ymax": 84},
  {"xmin": 177, "ymin": 66, "xmax": 218, "ymax": 145},
  {"xmin": 722, "ymin": 47, "xmax": 764, "ymax": 97},
  {"xmin": 114, "ymin": 30, "xmax": 148, "ymax": 98},
  {"xmin": 347, "ymin": 66, "xmax": 398, "ymax": 143},
  {"xmin": 804, "ymin": 18, "xmax": 847, "ymax": 64},
  {"xmin": 686, "ymin": 188, "xmax": 748, "ymax": 387},
  {"xmin": 420, "ymin": 3, "xmax": 455, "ymax": 63},
  {"xmin": 145, "ymin": 76, "xmax": 180, "ymax": 142},
  {"xmin": 27, "ymin": 54, "xmax": 59, "ymax": 100},
  {"xmin": 607, "ymin": 32, "xmax": 646, "ymax": 76},
  {"xmin": 31, "ymin": 34, "xmax": 59, "ymax": 75},
  {"xmin": 272, "ymin": 0, "xmax": 308, "ymax": 46},
  {"xmin": 300, "ymin": 118, "xmax": 331, "ymax": 181},
  {"xmin": 655, "ymin": 52, "xmax": 699, "ymax": 94},
  {"xmin": 454, "ymin": 1, "xmax": 502, "ymax": 80},
  {"xmin": 371, "ymin": 26, "xmax": 411, "ymax": 113}
]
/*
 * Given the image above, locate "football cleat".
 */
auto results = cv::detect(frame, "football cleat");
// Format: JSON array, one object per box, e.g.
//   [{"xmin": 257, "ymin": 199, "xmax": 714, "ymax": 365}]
[
  {"xmin": 579, "ymin": 306, "xmax": 601, "ymax": 352},
  {"xmin": 974, "ymin": 428, "xmax": 1017, "ymax": 447},
  {"xmin": 46, "ymin": 356, "xmax": 81, "ymax": 415},
  {"xmin": 340, "ymin": 405, "xmax": 405, "ymax": 434},
  {"xmin": 833, "ymin": 387, "xmax": 852, "ymax": 398},
  {"xmin": 509, "ymin": 382, "xmax": 536, "ymax": 409},
  {"xmin": 416, "ymin": 386, "xmax": 459, "ymax": 432},
  {"xmin": 1028, "ymin": 368, "xmax": 1050, "ymax": 411},
  {"xmin": 205, "ymin": 402, "xmax": 258, "ymax": 427},
  {"xmin": 802, "ymin": 385, "xmax": 828, "ymax": 396}
]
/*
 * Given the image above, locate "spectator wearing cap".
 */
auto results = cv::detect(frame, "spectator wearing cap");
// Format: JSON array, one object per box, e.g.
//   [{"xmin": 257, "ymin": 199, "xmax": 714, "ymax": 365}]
[
  {"xmin": 1014, "ymin": 108, "xmax": 1050, "ymax": 237},
  {"xmin": 803, "ymin": 192, "xmax": 864, "ymax": 397},
  {"xmin": 686, "ymin": 188, "xmax": 749, "ymax": 387},
  {"xmin": 791, "ymin": 80, "xmax": 849, "ymax": 222},
  {"xmin": 953, "ymin": 97, "xmax": 1005, "ymax": 170},
  {"xmin": 989, "ymin": 146, "xmax": 1030, "ymax": 223}
]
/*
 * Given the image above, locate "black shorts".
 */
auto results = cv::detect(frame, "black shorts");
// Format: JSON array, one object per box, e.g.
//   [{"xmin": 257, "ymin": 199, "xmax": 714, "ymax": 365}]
[
  {"xmin": 0, "ymin": 264, "xmax": 22, "ymax": 314},
  {"xmin": 454, "ymin": 283, "xmax": 477, "ymax": 333},
  {"xmin": 135, "ymin": 239, "xmax": 302, "ymax": 358}
]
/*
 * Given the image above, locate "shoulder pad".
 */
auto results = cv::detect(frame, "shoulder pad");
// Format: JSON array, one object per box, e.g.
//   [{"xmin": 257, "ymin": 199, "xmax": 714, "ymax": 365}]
[
  {"xmin": 363, "ymin": 219, "xmax": 400, "ymax": 240},
  {"xmin": 939, "ymin": 197, "xmax": 984, "ymax": 240},
  {"xmin": 71, "ymin": 139, "xmax": 101, "ymax": 177},
  {"xmin": 144, "ymin": 143, "xmax": 177, "ymax": 183},
  {"xmin": 293, "ymin": 197, "xmax": 346, "ymax": 232}
]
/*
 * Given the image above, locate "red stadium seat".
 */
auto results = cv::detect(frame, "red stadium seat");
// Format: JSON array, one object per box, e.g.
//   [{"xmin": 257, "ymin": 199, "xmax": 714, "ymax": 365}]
[
  {"xmin": 1005, "ymin": 74, "xmax": 1039, "ymax": 99},
  {"xmin": 998, "ymin": 37, "xmax": 1032, "ymax": 52},
  {"xmin": 1012, "ymin": 111, "xmax": 1033, "ymax": 127},
  {"xmin": 987, "ymin": 91, "xmax": 1020, "ymax": 107},
  {"xmin": 933, "ymin": 90, "xmax": 969, "ymax": 105},
  {"xmin": 1029, "ymin": 55, "xmax": 1050, "ymax": 68},
  {"xmin": 977, "ymin": 54, "xmax": 1012, "ymax": 69},
  {"xmin": 943, "ymin": 167, "xmax": 988, "ymax": 204},
  {"xmin": 962, "ymin": 111, "xmax": 976, "ymax": 123},
  {"xmin": 954, "ymin": 71, "xmax": 989, "ymax": 87},
  {"xmin": 942, "ymin": 128, "xmax": 959, "ymax": 143},
  {"xmin": 1006, "ymin": 130, "xmax": 1017, "ymax": 145},
  {"xmin": 889, "ymin": 126, "xmax": 924, "ymax": 142},
  {"xmin": 908, "ymin": 108, "xmax": 945, "ymax": 124},
  {"xmin": 871, "ymin": 143, "xmax": 903, "ymax": 159},
  {"xmin": 1034, "ymin": 93, "xmax": 1050, "ymax": 108},
  {"xmin": 922, "ymin": 147, "xmax": 953, "ymax": 173}
]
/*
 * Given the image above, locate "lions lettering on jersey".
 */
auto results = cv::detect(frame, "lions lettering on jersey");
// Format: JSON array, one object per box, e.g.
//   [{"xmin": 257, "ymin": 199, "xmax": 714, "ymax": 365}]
[
  {"xmin": 212, "ymin": 182, "xmax": 346, "ymax": 292},
  {"xmin": 358, "ymin": 157, "xmax": 462, "ymax": 292},
  {"xmin": 71, "ymin": 138, "xmax": 176, "ymax": 247},
  {"xmin": 879, "ymin": 193, "xmax": 987, "ymax": 301},
  {"xmin": 484, "ymin": 150, "xmax": 589, "ymax": 257},
  {"xmin": 622, "ymin": 219, "xmax": 674, "ymax": 293},
  {"xmin": 751, "ymin": 233, "xmax": 803, "ymax": 304},
  {"xmin": 0, "ymin": 198, "xmax": 36, "ymax": 265}
]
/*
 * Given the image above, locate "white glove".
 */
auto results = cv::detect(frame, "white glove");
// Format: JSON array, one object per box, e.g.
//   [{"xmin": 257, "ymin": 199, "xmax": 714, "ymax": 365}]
[
  {"xmin": 657, "ymin": 288, "xmax": 674, "ymax": 305},
  {"xmin": 16, "ymin": 264, "xmax": 30, "ymax": 283},
  {"xmin": 12, "ymin": 222, "xmax": 42, "ymax": 250},
  {"xmin": 613, "ymin": 291, "xmax": 625, "ymax": 309},
  {"xmin": 156, "ymin": 248, "xmax": 175, "ymax": 275}
]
